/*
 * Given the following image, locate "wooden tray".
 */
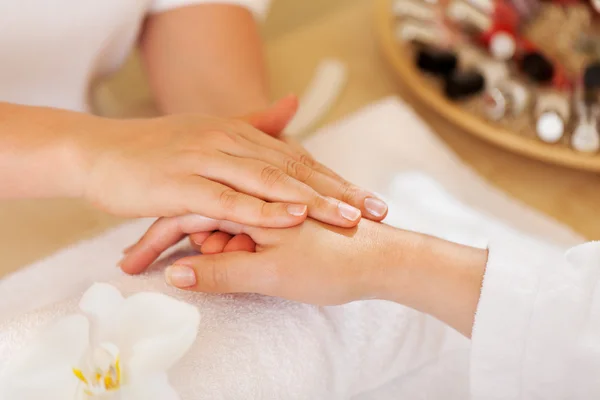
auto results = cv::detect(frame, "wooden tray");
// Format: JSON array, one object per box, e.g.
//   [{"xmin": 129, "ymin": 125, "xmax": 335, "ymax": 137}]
[{"xmin": 374, "ymin": 0, "xmax": 600, "ymax": 172}]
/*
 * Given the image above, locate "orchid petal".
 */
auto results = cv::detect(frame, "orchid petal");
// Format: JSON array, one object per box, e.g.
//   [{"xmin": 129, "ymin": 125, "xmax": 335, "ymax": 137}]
[
  {"xmin": 121, "ymin": 372, "xmax": 180, "ymax": 400},
  {"xmin": 79, "ymin": 283, "xmax": 124, "ymax": 326},
  {"xmin": 114, "ymin": 292, "xmax": 199, "ymax": 376},
  {"xmin": 0, "ymin": 315, "xmax": 89, "ymax": 400}
]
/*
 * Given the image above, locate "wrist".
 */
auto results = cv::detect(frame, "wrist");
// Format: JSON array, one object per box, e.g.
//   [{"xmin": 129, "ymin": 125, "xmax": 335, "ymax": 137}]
[
  {"xmin": 376, "ymin": 230, "xmax": 488, "ymax": 336},
  {"xmin": 61, "ymin": 114, "xmax": 123, "ymax": 198}
]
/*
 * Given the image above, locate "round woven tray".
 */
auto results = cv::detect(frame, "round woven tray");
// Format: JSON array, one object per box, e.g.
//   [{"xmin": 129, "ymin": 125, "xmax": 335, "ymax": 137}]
[{"xmin": 374, "ymin": 0, "xmax": 600, "ymax": 172}]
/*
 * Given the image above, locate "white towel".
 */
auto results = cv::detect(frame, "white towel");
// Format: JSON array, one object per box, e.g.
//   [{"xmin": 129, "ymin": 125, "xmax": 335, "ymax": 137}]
[{"xmin": 0, "ymin": 97, "xmax": 584, "ymax": 399}]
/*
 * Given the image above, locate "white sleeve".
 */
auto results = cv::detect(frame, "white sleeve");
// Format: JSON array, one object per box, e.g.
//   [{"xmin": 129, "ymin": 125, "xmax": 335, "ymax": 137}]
[
  {"xmin": 149, "ymin": 0, "xmax": 272, "ymax": 19},
  {"xmin": 470, "ymin": 240, "xmax": 600, "ymax": 399}
]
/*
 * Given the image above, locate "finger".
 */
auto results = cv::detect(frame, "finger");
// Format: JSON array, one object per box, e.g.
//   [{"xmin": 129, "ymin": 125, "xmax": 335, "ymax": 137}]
[
  {"xmin": 201, "ymin": 231, "xmax": 233, "ymax": 254},
  {"xmin": 188, "ymin": 231, "xmax": 212, "ymax": 253},
  {"xmin": 224, "ymin": 234, "xmax": 256, "ymax": 253},
  {"xmin": 164, "ymin": 252, "xmax": 276, "ymax": 294},
  {"xmin": 223, "ymin": 145, "xmax": 387, "ymax": 222},
  {"xmin": 241, "ymin": 94, "xmax": 299, "ymax": 136},
  {"xmin": 259, "ymin": 148, "xmax": 386, "ymax": 220},
  {"xmin": 278, "ymin": 135, "xmax": 346, "ymax": 182},
  {"xmin": 120, "ymin": 217, "xmax": 187, "ymax": 275},
  {"xmin": 182, "ymin": 178, "xmax": 309, "ymax": 228},
  {"xmin": 197, "ymin": 157, "xmax": 361, "ymax": 227},
  {"xmin": 233, "ymin": 121, "xmax": 350, "ymax": 185},
  {"xmin": 121, "ymin": 214, "xmax": 251, "ymax": 275},
  {"xmin": 190, "ymin": 231, "xmax": 256, "ymax": 254}
]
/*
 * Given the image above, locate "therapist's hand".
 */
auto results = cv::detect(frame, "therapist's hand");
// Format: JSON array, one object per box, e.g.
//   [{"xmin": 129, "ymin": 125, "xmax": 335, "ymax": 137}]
[{"xmin": 82, "ymin": 107, "xmax": 386, "ymax": 229}]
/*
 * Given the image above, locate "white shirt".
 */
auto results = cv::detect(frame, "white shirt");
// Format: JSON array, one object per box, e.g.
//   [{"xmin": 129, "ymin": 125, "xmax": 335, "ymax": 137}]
[{"xmin": 0, "ymin": 0, "xmax": 269, "ymax": 112}]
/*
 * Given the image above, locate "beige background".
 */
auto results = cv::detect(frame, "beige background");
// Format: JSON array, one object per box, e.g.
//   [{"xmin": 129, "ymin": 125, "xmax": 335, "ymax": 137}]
[{"xmin": 1, "ymin": 0, "xmax": 599, "ymax": 277}]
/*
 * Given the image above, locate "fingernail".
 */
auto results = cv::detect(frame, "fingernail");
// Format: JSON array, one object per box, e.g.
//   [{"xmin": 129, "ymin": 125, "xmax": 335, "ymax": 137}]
[
  {"xmin": 287, "ymin": 204, "xmax": 307, "ymax": 216},
  {"xmin": 364, "ymin": 197, "xmax": 388, "ymax": 218},
  {"xmin": 116, "ymin": 258, "xmax": 124, "ymax": 268},
  {"xmin": 338, "ymin": 202, "xmax": 361, "ymax": 221},
  {"xmin": 165, "ymin": 265, "xmax": 197, "ymax": 288}
]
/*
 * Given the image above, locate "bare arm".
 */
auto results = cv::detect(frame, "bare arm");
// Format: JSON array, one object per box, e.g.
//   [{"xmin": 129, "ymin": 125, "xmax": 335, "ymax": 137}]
[
  {"xmin": 0, "ymin": 102, "xmax": 93, "ymax": 199},
  {"xmin": 140, "ymin": 4, "xmax": 269, "ymax": 116},
  {"xmin": 380, "ymin": 233, "xmax": 487, "ymax": 338}
]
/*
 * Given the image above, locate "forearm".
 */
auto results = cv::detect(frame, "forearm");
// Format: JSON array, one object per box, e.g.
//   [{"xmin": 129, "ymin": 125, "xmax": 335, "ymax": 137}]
[
  {"xmin": 0, "ymin": 102, "xmax": 96, "ymax": 199},
  {"xmin": 140, "ymin": 4, "xmax": 269, "ymax": 117},
  {"xmin": 377, "ymin": 230, "xmax": 488, "ymax": 338}
]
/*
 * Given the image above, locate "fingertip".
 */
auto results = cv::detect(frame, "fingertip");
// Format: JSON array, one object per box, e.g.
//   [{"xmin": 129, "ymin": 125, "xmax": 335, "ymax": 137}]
[
  {"xmin": 307, "ymin": 196, "xmax": 362, "ymax": 228},
  {"xmin": 286, "ymin": 204, "xmax": 308, "ymax": 217},
  {"xmin": 224, "ymin": 234, "xmax": 256, "ymax": 253},
  {"xmin": 250, "ymin": 203, "xmax": 307, "ymax": 229},
  {"xmin": 118, "ymin": 245, "xmax": 162, "ymax": 275},
  {"xmin": 201, "ymin": 231, "xmax": 232, "ymax": 254},
  {"xmin": 363, "ymin": 197, "xmax": 389, "ymax": 221},
  {"xmin": 279, "ymin": 93, "xmax": 299, "ymax": 111},
  {"xmin": 189, "ymin": 231, "xmax": 211, "ymax": 248},
  {"xmin": 118, "ymin": 252, "xmax": 147, "ymax": 275}
]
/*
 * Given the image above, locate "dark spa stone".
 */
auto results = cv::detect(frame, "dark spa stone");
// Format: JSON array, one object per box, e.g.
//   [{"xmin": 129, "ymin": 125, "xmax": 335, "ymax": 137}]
[
  {"xmin": 415, "ymin": 47, "xmax": 458, "ymax": 76},
  {"xmin": 521, "ymin": 52, "xmax": 554, "ymax": 83},
  {"xmin": 444, "ymin": 70, "xmax": 485, "ymax": 100},
  {"xmin": 584, "ymin": 62, "xmax": 600, "ymax": 91}
]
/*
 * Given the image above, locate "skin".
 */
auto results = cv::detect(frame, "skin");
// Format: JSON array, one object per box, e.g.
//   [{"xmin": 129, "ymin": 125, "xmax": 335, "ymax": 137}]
[
  {"xmin": 0, "ymin": 100, "xmax": 388, "ymax": 225},
  {"xmin": 140, "ymin": 4, "xmax": 270, "ymax": 117},
  {"xmin": 117, "ymin": 4, "xmax": 388, "ymax": 267},
  {"xmin": 0, "ymin": 5, "xmax": 388, "ymax": 242},
  {"xmin": 123, "ymin": 215, "xmax": 488, "ymax": 338}
]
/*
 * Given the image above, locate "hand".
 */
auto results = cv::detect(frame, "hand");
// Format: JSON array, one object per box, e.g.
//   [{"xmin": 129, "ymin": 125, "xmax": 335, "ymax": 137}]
[
  {"xmin": 79, "ymin": 102, "xmax": 387, "ymax": 228},
  {"xmin": 123, "ymin": 213, "xmax": 488, "ymax": 337},
  {"xmin": 125, "ymin": 215, "xmax": 403, "ymax": 305},
  {"xmin": 118, "ymin": 97, "xmax": 388, "ymax": 273}
]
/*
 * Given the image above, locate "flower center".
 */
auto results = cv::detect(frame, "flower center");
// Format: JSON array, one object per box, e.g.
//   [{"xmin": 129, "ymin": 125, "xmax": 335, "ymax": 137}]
[{"xmin": 72, "ymin": 343, "xmax": 122, "ymax": 397}]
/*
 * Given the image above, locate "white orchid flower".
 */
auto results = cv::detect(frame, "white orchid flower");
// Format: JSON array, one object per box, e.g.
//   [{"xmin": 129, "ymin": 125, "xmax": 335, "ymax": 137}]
[{"xmin": 0, "ymin": 283, "xmax": 200, "ymax": 400}]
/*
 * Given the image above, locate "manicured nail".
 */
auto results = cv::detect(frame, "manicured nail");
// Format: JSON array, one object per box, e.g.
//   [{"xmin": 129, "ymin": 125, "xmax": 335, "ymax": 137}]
[
  {"xmin": 165, "ymin": 265, "xmax": 197, "ymax": 288},
  {"xmin": 287, "ymin": 204, "xmax": 308, "ymax": 216},
  {"xmin": 338, "ymin": 202, "xmax": 361, "ymax": 221},
  {"xmin": 364, "ymin": 197, "xmax": 388, "ymax": 218}
]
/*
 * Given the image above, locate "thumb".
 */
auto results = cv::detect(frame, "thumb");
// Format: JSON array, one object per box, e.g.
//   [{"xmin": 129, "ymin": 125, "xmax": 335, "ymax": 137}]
[
  {"xmin": 164, "ymin": 252, "xmax": 275, "ymax": 294},
  {"xmin": 241, "ymin": 94, "xmax": 299, "ymax": 137}
]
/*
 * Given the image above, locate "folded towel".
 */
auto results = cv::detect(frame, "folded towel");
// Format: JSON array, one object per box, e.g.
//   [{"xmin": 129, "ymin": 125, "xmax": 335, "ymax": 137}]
[{"xmin": 0, "ymin": 97, "xmax": 583, "ymax": 399}]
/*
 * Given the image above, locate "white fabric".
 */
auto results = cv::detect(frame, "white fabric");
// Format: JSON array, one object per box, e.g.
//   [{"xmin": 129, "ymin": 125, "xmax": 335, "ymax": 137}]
[
  {"xmin": 0, "ymin": 97, "xmax": 595, "ymax": 399},
  {"xmin": 0, "ymin": 0, "xmax": 270, "ymax": 112}
]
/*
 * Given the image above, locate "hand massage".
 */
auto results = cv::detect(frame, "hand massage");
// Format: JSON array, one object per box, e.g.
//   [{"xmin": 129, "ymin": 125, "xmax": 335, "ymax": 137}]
[{"xmin": 1, "ymin": 1, "xmax": 599, "ymax": 399}]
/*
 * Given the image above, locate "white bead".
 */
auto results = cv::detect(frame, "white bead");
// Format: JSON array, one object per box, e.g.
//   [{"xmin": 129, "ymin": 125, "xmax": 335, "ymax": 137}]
[
  {"xmin": 572, "ymin": 123, "xmax": 600, "ymax": 153},
  {"xmin": 536, "ymin": 112, "xmax": 564, "ymax": 143},
  {"xmin": 489, "ymin": 32, "xmax": 516, "ymax": 60}
]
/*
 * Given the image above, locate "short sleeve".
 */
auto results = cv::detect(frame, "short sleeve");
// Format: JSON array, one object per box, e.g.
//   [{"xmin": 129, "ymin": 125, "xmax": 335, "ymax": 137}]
[{"xmin": 149, "ymin": 0, "xmax": 272, "ymax": 20}]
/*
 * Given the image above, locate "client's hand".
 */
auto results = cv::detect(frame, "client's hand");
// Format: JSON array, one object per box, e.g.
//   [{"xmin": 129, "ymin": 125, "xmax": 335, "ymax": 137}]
[
  {"xmin": 122, "ymin": 214, "xmax": 487, "ymax": 337},
  {"xmin": 123, "ymin": 214, "xmax": 403, "ymax": 304},
  {"xmin": 82, "ymin": 97, "xmax": 387, "ymax": 228}
]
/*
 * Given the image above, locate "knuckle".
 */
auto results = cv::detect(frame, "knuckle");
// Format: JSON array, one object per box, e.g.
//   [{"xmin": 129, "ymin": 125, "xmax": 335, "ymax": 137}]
[
  {"xmin": 208, "ymin": 129, "xmax": 239, "ymax": 145},
  {"xmin": 218, "ymin": 189, "xmax": 239, "ymax": 214},
  {"xmin": 284, "ymin": 158, "xmax": 314, "ymax": 183},
  {"xmin": 260, "ymin": 201, "xmax": 274, "ymax": 218},
  {"xmin": 311, "ymin": 194, "xmax": 331, "ymax": 210},
  {"xmin": 197, "ymin": 263, "xmax": 230, "ymax": 292},
  {"xmin": 298, "ymin": 153, "xmax": 316, "ymax": 168},
  {"xmin": 339, "ymin": 181, "xmax": 360, "ymax": 204},
  {"xmin": 260, "ymin": 165, "xmax": 288, "ymax": 188}
]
